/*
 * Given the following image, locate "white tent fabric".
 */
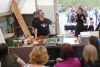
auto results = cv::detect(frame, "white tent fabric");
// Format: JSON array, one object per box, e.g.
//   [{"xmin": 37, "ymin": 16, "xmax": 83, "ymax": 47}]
[
  {"xmin": 20, "ymin": 0, "xmax": 36, "ymax": 14},
  {"xmin": 0, "ymin": 0, "xmax": 36, "ymax": 14},
  {"xmin": 0, "ymin": 0, "xmax": 12, "ymax": 13}
]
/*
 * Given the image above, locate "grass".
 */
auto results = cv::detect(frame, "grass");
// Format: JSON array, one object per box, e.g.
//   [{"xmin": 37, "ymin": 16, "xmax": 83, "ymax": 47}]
[{"xmin": 60, "ymin": 0, "xmax": 100, "ymax": 9}]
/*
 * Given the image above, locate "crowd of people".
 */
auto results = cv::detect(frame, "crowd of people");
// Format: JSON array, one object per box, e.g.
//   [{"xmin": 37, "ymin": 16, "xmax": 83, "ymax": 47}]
[
  {"xmin": 0, "ymin": 4, "xmax": 100, "ymax": 67},
  {"xmin": 0, "ymin": 36, "xmax": 100, "ymax": 67},
  {"xmin": 66, "ymin": 5, "xmax": 100, "ymax": 36}
]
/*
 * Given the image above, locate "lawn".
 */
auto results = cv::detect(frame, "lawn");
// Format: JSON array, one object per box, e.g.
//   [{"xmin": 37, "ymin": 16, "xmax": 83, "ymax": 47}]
[{"xmin": 59, "ymin": 0, "xmax": 100, "ymax": 9}]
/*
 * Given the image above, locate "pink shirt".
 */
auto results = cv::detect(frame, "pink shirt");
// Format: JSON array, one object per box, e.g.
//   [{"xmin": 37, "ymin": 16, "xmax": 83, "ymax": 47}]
[{"xmin": 54, "ymin": 57, "xmax": 81, "ymax": 67}]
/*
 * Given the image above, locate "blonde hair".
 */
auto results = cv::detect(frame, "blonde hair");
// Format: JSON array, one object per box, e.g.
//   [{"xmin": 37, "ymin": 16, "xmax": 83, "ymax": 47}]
[
  {"xmin": 83, "ymin": 44, "xmax": 98, "ymax": 64},
  {"xmin": 29, "ymin": 45, "xmax": 49, "ymax": 65}
]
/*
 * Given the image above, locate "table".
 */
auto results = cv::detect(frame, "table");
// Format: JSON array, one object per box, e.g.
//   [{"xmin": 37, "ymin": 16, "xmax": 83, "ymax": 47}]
[{"xmin": 64, "ymin": 25, "xmax": 88, "ymax": 30}]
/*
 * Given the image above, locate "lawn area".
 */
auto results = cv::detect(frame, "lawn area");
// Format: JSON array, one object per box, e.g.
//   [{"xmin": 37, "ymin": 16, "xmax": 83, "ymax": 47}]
[{"xmin": 60, "ymin": 0, "xmax": 100, "ymax": 9}]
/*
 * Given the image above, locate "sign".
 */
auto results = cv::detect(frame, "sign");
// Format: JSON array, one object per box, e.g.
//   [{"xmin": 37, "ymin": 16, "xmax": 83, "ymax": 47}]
[{"xmin": 0, "ymin": 28, "xmax": 5, "ymax": 44}]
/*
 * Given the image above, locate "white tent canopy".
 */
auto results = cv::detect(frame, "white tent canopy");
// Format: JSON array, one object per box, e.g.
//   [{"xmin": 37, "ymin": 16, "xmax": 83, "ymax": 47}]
[
  {"xmin": 0, "ymin": 0, "xmax": 12, "ymax": 13},
  {"xmin": 0, "ymin": 0, "xmax": 56, "ymax": 21},
  {"xmin": 0, "ymin": 0, "xmax": 36, "ymax": 14},
  {"xmin": 0, "ymin": 0, "xmax": 58, "ymax": 34}
]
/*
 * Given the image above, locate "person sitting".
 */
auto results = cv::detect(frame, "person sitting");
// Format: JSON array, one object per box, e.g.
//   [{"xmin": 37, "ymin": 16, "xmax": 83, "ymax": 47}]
[
  {"xmin": 95, "ymin": 16, "xmax": 100, "ymax": 31},
  {"xmin": 89, "ymin": 36, "xmax": 100, "ymax": 51},
  {"xmin": 0, "ymin": 44, "xmax": 25, "ymax": 67},
  {"xmin": 81, "ymin": 44, "xmax": 100, "ymax": 67},
  {"xmin": 89, "ymin": 36, "xmax": 100, "ymax": 59},
  {"xmin": 24, "ymin": 45, "xmax": 49, "ymax": 67},
  {"xmin": 54, "ymin": 43, "xmax": 81, "ymax": 67}
]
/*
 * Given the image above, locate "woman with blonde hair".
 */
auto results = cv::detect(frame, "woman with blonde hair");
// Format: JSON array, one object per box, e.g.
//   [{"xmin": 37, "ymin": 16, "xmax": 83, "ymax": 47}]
[
  {"xmin": 81, "ymin": 44, "xmax": 100, "ymax": 67},
  {"xmin": 24, "ymin": 45, "xmax": 49, "ymax": 67}
]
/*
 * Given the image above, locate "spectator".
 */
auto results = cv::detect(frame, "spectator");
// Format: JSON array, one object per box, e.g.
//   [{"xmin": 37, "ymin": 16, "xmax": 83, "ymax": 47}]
[
  {"xmin": 95, "ymin": 21, "xmax": 100, "ymax": 31},
  {"xmin": 24, "ymin": 45, "xmax": 49, "ymax": 67},
  {"xmin": 81, "ymin": 44, "xmax": 100, "ymax": 67},
  {"xmin": 83, "ymin": 9, "xmax": 88, "ymax": 17},
  {"xmin": 88, "ymin": 18, "xmax": 94, "ymax": 31},
  {"xmin": 95, "ymin": 17, "xmax": 100, "ymax": 31},
  {"xmin": 71, "ymin": 13, "xmax": 75, "ymax": 23},
  {"xmin": 89, "ymin": 36, "xmax": 100, "ymax": 51},
  {"xmin": 54, "ymin": 43, "xmax": 81, "ymax": 67},
  {"xmin": 89, "ymin": 36, "xmax": 100, "ymax": 58},
  {"xmin": 0, "ymin": 44, "xmax": 25, "ymax": 67},
  {"xmin": 66, "ymin": 8, "xmax": 72, "ymax": 23},
  {"xmin": 94, "ymin": 8, "xmax": 98, "ymax": 25}
]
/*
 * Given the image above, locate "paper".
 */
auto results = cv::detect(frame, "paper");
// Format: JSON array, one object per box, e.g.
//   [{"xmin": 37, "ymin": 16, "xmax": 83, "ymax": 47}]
[
  {"xmin": 63, "ymin": 37, "xmax": 79, "ymax": 45},
  {"xmin": 0, "ymin": 28, "xmax": 5, "ymax": 44},
  {"xmin": 80, "ymin": 31, "xmax": 99, "ymax": 37}
]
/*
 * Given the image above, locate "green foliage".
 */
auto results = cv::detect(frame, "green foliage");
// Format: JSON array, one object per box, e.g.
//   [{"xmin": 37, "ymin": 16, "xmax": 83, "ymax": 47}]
[
  {"xmin": 5, "ymin": 39, "xmax": 19, "ymax": 47},
  {"xmin": 5, "ymin": 39, "xmax": 14, "ymax": 47},
  {"xmin": 60, "ymin": 0, "xmax": 100, "ymax": 9}
]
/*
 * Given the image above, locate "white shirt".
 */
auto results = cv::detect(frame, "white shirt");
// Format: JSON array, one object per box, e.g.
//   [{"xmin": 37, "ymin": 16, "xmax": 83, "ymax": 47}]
[{"xmin": 24, "ymin": 64, "xmax": 46, "ymax": 67}]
